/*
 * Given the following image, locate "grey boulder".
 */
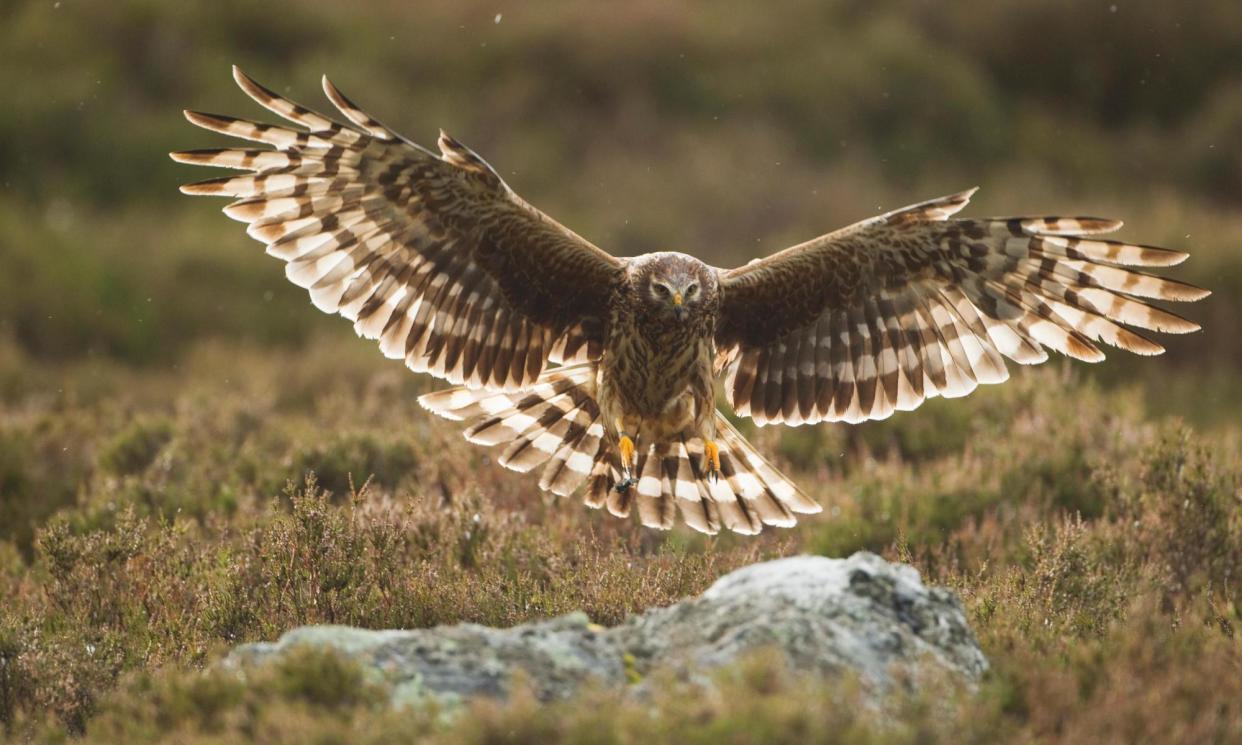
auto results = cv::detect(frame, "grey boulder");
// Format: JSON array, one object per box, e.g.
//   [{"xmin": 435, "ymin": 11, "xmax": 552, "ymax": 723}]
[{"xmin": 226, "ymin": 552, "xmax": 987, "ymax": 707}]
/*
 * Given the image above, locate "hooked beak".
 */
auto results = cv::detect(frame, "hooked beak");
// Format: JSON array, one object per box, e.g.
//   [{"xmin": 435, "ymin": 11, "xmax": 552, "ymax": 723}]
[{"xmin": 672, "ymin": 292, "xmax": 683, "ymax": 307}]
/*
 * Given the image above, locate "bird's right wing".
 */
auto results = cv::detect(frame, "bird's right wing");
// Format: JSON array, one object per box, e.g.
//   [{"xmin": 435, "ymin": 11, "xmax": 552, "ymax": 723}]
[
  {"xmin": 714, "ymin": 189, "xmax": 1209, "ymax": 426},
  {"xmin": 173, "ymin": 67, "xmax": 624, "ymax": 391}
]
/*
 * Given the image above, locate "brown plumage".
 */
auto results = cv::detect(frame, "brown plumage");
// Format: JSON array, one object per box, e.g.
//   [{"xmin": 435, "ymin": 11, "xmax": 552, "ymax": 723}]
[{"xmin": 174, "ymin": 67, "xmax": 1210, "ymax": 535}]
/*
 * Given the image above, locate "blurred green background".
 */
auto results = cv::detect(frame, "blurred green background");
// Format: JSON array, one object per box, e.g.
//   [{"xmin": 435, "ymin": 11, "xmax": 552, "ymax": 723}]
[
  {"xmin": 3, "ymin": 3, "xmax": 1242, "ymax": 739},
  {"xmin": 2, "ymin": 0, "xmax": 1238, "ymax": 423}
]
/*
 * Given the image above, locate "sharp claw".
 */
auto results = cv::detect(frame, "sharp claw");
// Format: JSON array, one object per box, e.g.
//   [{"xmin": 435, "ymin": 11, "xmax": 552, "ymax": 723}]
[
  {"xmin": 619, "ymin": 434, "xmax": 635, "ymax": 461},
  {"xmin": 703, "ymin": 439, "xmax": 721, "ymax": 484},
  {"xmin": 617, "ymin": 433, "xmax": 637, "ymax": 491}
]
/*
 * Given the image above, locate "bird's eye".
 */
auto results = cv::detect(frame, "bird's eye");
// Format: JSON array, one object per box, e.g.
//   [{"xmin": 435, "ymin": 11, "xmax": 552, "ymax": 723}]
[
  {"xmin": 685, "ymin": 283, "xmax": 699, "ymax": 296},
  {"xmin": 653, "ymin": 283, "xmax": 670, "ymax": 296}
]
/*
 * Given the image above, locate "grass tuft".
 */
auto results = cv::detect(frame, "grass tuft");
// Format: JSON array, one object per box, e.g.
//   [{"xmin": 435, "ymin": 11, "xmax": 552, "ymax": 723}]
[{"xmin": 0, "ymin": 348, "xmax": 1238, "ymax": 742}]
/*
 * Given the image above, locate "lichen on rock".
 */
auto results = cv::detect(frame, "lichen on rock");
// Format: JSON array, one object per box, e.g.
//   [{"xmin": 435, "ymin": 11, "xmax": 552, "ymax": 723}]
[{"xmin": 225, "ymin": 552, "xmax": 987, "ymax": 709}]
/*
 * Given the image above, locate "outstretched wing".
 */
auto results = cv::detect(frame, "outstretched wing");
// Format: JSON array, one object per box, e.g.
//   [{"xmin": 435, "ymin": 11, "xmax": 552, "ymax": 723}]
[
  {"xmin": 173, "ymin": 67, "xmax": 623, "ymax": 391},
  {"xmin": 715, "ymin": 189, "xmax": 1209, "ymax": 426}
]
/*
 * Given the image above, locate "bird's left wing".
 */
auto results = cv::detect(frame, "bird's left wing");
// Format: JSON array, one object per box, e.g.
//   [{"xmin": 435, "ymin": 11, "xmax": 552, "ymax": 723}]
[
  {"xmin": 174, "ymin": 67, "xmax": 624, "ymax": 391},
  {"xmin": 714, "ymin": 189, "xmax": 1209, "ymax": 426}
]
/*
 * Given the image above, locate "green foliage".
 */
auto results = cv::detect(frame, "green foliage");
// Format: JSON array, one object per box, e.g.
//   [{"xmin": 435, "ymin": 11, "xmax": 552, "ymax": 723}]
[
  {"xmin": 1, "ymin": 347, "xmax": 1239, "ymax": 742},
  {"xmin": 0, "ymin": 0, "xmax": 1235, "ymax": 412},
  {"xmin": 36, "ymin": 618, "xmax": 1242, "ymax": 745},
  {"xmin": 97, "ymin": 418, "xmax": 173, "ymax": 476},
  {"xmin": 279, "ymin": 433, "xmax": 418, "ymax": 499},
  {"xmin": 2, "ymin": 1, "xmax": 1240, "ymax": 741},
  {"xmin": 82, "ymin": 647, "xmax": 390, "ymax": 744}
]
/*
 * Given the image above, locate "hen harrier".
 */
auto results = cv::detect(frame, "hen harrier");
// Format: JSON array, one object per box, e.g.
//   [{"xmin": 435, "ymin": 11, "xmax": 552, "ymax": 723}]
[{"xmin": 173, "ymin": 68, "xmax": 1208, "ymax": 535}]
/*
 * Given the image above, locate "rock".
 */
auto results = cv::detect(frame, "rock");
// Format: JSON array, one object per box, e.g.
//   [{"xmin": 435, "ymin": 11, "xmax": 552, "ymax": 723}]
[
  {"xmin": 616, "ymin": 552, "xmax": 987, "ymax": 691},
  {"xmin": 227, "ymin": 614, "xmax": 622, "ymax": 707},
  {"xmin": 225, "ymin": 552, "xmax": 986, "ymax": 708}
]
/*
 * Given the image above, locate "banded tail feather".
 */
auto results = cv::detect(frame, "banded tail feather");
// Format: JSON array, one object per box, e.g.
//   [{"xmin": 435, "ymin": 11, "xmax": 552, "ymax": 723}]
[{"xmin": 419, "ymin": 365, "xmax": 820, "ymax": 535}]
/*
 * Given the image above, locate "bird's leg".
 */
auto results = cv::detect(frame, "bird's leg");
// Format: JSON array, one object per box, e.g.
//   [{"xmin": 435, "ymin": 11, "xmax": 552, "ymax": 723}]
[
  {"xmin": 615, "ymin": 436, "xmax": 637, "ymax": 491},
  {"xmin": 703, "ymin": 439, "xmax": 721, "ymax": 483},
  {"xmin": 615, "ymin": 419, "xmax": 637, "ymax": 492}
]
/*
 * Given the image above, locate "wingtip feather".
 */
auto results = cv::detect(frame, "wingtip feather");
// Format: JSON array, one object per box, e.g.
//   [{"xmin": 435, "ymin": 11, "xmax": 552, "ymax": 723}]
[
  {"xmin": 1136, "ymin": 245, "xmax": 1190, "ymax": 267},
  {"xmin": 1085, "ymin": 217, "xmax": 1124, "ymax": 234},
  {"xmin": 232, "ymin": 65, "xmax": 263, "ymax": 99},
  {"xmin": 321, "ymin": 74, "xmax": 347, "ymax": 108},
  {"xmin": 321, "ymin": 74, "xmax": 395, "ymax": 139},
  {"xmin": 1117, "ymin": 243, "xmax": 1188, "ymax": 267},
  {"xmin": 1170, "ymin": 283, "xmax": 1211, "ymax": 302},
  {"xmin": 179, "ymin": 177, "xmax": 230, "ymax": 195},
  {"xmin": 183, "ymin": 110, "xmax": 229, "ymax": 132},
  {"xmin": 170, "ymin": 149, "xmax": 223, "ymax": 165}
]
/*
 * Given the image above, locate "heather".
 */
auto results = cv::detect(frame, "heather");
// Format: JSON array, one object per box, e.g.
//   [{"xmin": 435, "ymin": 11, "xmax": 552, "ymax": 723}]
[{"xmin": 2, "ymin": 0, "xmax": 1240, "ymax": 741}]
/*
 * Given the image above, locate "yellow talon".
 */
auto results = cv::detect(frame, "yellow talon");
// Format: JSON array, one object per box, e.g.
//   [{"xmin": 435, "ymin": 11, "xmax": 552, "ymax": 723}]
[
  {"xmin": 616, "ymin": 434, "xmax": 637, "ymax": 492},
  {"xmin": 618, "ymin": 434, "xmax": 635, "ymax": 466},
  {"xmin": 704, "ymin": 439, "xmax": 721, "ymax": 482}
]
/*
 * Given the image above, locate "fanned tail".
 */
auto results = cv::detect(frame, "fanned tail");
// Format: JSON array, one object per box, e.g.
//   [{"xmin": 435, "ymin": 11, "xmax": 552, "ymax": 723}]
[
  {"xmin": 420, "ymin": 367, "xmax": 821, "ymax": 535},
  {"xmin": 589, "ymin": 415, "xmax": 819, "ymax": 535},
  {"xmin": 419, "ymin": 364, "xmax": 606, "ymax": 497}
]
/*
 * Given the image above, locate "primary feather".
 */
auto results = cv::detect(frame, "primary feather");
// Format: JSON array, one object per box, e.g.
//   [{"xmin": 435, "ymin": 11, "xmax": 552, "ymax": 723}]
[
  {"xmin": 174, "ymin": 66, "xmax": 622, "ymax": 392},
  {"xmin": 715, "ymin": 190, "xmax": 1209, "ymax": 426}
]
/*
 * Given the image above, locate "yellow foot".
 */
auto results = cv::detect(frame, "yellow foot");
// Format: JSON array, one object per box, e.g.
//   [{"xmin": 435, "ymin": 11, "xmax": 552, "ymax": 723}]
[
  {"xmin": 615, "ymin": 434, "xmax": 637, "ymax": 492},
  {"xmin": 704, "ymin": 439, "xmax": 721, "ymax": 483},
  {"xmin": 618, "ymin": 434, "xmax": 636, "ymax": 467}
]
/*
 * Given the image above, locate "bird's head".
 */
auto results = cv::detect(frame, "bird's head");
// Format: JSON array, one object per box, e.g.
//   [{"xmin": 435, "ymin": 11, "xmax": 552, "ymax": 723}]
[{"xmin": 627, "ymin": 252, "xmax": 718, "ymax": 322}]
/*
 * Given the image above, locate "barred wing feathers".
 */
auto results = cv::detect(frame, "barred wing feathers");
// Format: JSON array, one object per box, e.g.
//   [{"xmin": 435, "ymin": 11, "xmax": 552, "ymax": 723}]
[
  {"xmin": 173, "ymin": 67, "xmax": 622, "ymax": 391},
  {"xmin": 716, "ymin": 189, "xmax": 1209, "ymax": 426}
]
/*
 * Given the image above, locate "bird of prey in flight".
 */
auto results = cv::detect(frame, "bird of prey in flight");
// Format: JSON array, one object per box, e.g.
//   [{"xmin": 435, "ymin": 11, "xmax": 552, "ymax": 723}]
[{"xmin": 174, "ymin": 67, "xmax": 1208, "ymax": 535}]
